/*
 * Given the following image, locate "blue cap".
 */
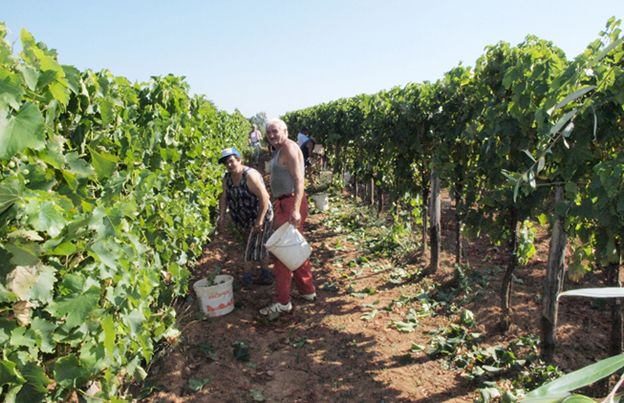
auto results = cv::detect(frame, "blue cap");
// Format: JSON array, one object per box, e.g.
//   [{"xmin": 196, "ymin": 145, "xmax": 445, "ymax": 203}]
[{"xmin": 218, "ymin": 147, "xmax": 241, "ymax": 163}]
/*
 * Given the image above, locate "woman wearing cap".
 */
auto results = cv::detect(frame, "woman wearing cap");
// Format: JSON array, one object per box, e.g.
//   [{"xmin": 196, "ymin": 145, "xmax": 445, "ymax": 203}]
[{"xmin": 218, "ymin": 147, "xmax": 273, "ymax": 286}]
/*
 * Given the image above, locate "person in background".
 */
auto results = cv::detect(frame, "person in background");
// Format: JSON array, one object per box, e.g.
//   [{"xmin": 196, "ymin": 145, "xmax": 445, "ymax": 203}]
[
  {"xmin": 260, "ymin": 119, "xmax": 316, "ymax": 318},
  {"xmin": 218, "ymin": 147, "xmax": 273, "ymax": 287},
  {"xmin": 248, "ymin": 124, "xmax": 263, "ymax": 165},
  {"xmin": 296, "ymin": 127, "xmax": 315, "ymax": 169}
]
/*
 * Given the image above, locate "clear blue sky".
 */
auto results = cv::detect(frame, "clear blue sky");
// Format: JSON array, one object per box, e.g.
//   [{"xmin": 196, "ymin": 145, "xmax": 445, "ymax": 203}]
[{"xmin": 3, "ymin": 1, "xmax": 623, "ymax": 118}]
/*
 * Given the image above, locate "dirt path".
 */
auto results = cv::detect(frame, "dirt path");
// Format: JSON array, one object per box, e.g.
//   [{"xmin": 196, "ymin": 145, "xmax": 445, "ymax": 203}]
[{"xmin": 143, "ymin": 191, "xmax": 611, "ymax": 402}]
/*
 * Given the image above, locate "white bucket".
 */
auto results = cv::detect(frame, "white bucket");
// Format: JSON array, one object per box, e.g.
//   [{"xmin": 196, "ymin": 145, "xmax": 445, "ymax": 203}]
[
  {"xmin": 265, "ymin": 223, "xmax": 312, "ymax": 271},
  {"xmin": 310, "ymin": 193, "xmax": 329, "ymax": 211},
  {"xmin": 264, "ymin": 161, "xmax": 271, "ymax": 172},
  {"xmin": 193, "ymin": 275, "xmax": 234, "ymax": 317}
]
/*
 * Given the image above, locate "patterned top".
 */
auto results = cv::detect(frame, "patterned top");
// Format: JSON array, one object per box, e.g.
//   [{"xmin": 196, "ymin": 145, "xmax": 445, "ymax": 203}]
[{"xmin": 225, "ymin": 167, "xmax": 271, "ymax": 231}]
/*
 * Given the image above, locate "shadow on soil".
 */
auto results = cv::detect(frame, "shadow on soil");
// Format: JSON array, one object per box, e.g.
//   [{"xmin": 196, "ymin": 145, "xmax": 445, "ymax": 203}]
[{"xmin": 142, "ymin": 216, "xmax": 417, "ymax": 402}]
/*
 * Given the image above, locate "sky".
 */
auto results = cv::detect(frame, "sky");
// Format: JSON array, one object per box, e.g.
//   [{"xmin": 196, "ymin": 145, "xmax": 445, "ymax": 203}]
[{"xmin": 2, "ymin": 1, "xmax": 624, "ymax": 119}]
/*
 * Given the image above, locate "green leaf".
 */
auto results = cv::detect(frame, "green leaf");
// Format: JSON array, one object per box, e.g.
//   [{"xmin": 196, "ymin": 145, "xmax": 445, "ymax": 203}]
[
  {"xmin": 0, "ymin": 103, "xmax": 45, "ymax": 160},
  {"xmin": 250, "ymin": 388, "xmax": 266, "ymax": 401},
  {"xmin": 48, "ymin": 81, "xmax": 69, "ymax": 107},
  {"xmin": 232, "ymin": 340, "xmax": 250, "ymax": 362},
  {"xmin": 4, "ymin": 385, "xmax": 23, "ymax": 403},
  {"xmin": 88, "ymin": 147, "xmax": 118, "ymax": 180},
  {"xmin": 46, "ymin": 287, "xmax": 100, "ymax": 329},
  {"xmin": 30, "ymin": 317, "xmax": 56, "ymax": 353},
  {"xmin": 98, "ymin": 99, "xmax": 114, "ymax": 125},
  {"xmin": 0, "ymin": 282, "xmax": 17, "ymax": 303},
  {"xmin": 0, "ymin": 359, "xmax": 25, "ymax": 385},
  {"xmin": 21, "ymin": 362, "xmax": 51, "ymax": 394},
  {"xmin": 18, "ymin": 65, "xmax": 39, "ymax": 91},
  {"xmin": 60, "ymin": 273, "xmax": 85, "ymax": 294},
  {"xmin": 410, "ymin": 343, "xmax": 425, "ymax": 352},
  {"xmin": 0, "ymin": 318, "xmax": 18, "ymax": 344},
  {"xmin": 479, "ymin": 387, "xmax": 501, "ymax": 402},
  {"xmin": 45, "ymin": 241, "xmax": 76, "ymax": 256},
  {"xmin": 188, "ymin": 377, "xmax": 210, "ymax": 392},
  {"xmin": 564, "ymin": 182, "xmax": 578, "ymax": 197},
  {"xmin": 392, "ymin": 320, "xmax": 418, "ymax": 333},
  {"xmin": 591, "ymin": 36, "xmax": 624, "ymax": 64},
  {"xmin": 52, "ymin": 355, "xmax": 89, "ymax": 389},
  {"xmin": 101, "ymin": 315, "xmax": 115, "ymax": 359},
  {"xmin": 524, "ymin": 353, "xmax": 624, "ymax": 401},
  {"xmin": 29, "ymin": 264, "xmax": 56, "ymax": 305},
  {"xmin": 21, "ymin": 29, "xmax": 62, "ymax": 73},
  {"xmin": 89, "ymin": 240, "xmax": 118, "ymax": 270},
  {"xmin": 78, "ymin": 339, "xmax": 106, "ymax": 373},
  {"xmin": 0, "ymin": 72, "xmax": 24, "ymax": 110},
  {"xmin": 61, "ymin": 65, "xmax": 81, "ymax": 94},
  {"xmin": 482, "ymin": 365, "xmax": 502, "ymax": 373},
  {"xmin": 125, "ymin": 309, "xmax": 145, "ymax": 336},
  {"xmin": 9, "ymin": 327, "xmax": 37, "ymax": 350},
  {"xmin": 25, "ymin": 199, "xmax": 67, "ymax": 238},
  {"xmin": 361, "ymin": 309, "xmax": 378, "ymax": 321},
  {"xmin": 65, "ymin": 152, "xmax": 95, "ymax": 178},
  {"xmin": 461, "ymin": 309, "xmax": 475, "ymax": 326},
  {"xmin": 35, "ymin": 70, "xmax": 56, "ymax": 93},
  {"xmin": 0, "ymin": 177, "xmax": 21, "ymax": 215}
]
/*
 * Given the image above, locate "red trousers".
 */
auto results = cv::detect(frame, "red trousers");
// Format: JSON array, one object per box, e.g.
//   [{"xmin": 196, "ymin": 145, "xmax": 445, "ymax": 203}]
[{"xmin": 272, "ymin": 195, "xmax": 315, "ymax": 304}]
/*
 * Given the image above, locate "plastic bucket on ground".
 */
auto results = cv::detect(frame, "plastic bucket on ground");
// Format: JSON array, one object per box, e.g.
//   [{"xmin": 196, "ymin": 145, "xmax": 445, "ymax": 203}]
[
  {"xmin": 310, "ymin": 193, "xmax": 329, "ymax": 211},
  {"xmin": 265, "ymin": 222, "xmax": 312, "ymax": 271},
  {"xmin": 193, "ymin": 275, "xmax": 234, "ymax": 317}
]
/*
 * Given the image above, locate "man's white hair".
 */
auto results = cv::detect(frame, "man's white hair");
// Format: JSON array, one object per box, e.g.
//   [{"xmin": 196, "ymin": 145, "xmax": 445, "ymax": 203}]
[{"xmin": 267, "ymin": 118, "xmax": 288, "ymax": 135}]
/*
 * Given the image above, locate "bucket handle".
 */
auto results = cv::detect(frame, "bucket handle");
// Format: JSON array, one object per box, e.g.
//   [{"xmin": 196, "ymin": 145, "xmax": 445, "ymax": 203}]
[{"xmin": 271, "ymin": 240, "xmax": 307, "ymax": 248}]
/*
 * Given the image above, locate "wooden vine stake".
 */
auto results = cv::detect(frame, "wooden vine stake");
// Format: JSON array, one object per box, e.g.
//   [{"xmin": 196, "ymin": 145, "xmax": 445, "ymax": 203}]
[
  {"xmin": 541, "ymin": 185, "xmax": 567, "ymax": 361},
  {"xmin": 429, "ymin": 167, "xmax": 441, "ymax": 273}
]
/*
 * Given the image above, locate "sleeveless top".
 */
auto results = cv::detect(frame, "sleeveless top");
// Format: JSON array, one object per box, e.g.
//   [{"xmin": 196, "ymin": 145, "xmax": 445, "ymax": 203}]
[
  {"xmin": 225, "ymin": 167, "xmax": 271, "ymax": 231},
  {"xmin": 270, "ymin": 147, "xmax": 303, "ymax": 198}
]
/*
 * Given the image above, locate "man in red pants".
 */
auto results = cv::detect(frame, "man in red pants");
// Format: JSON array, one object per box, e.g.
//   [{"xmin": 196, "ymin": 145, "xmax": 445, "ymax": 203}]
[{"xmin": 260, "ymin": 118, "xmax": 316, "ymax": 317}]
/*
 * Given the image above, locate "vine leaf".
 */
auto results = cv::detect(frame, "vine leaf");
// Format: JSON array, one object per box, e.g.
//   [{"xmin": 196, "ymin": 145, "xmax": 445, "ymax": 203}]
[
  {"xmin": 0, "ymin": 103, "xmax": 45, "ymax": 160},
  {"xmin": 30, "ymin": 317, "xmax": 56, "ymax": 353},
  {"xmin": 0, "ymin": 72, "xmax": 24, "ymax": 110},
  {"xmin": 0, "ymin": 177, "xmax": 21, "ymax": 215},
  {"xmin": 88, "ymin": 146, "xmax": 118, "ymax": 180},
  {"xmin": 46, "ymin": 287, "xmax": 100, "ymax": 329},
  {"xmin": 101, "ymin": 315, "xmax": 116, "ymax": 359},
  {"xmin": 51, "ymin": 355, "xmax": 89, "ymax": 389},
  {"xmin": 25, "ymin": 200, "xmax": 67, "ymax": 238}
]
